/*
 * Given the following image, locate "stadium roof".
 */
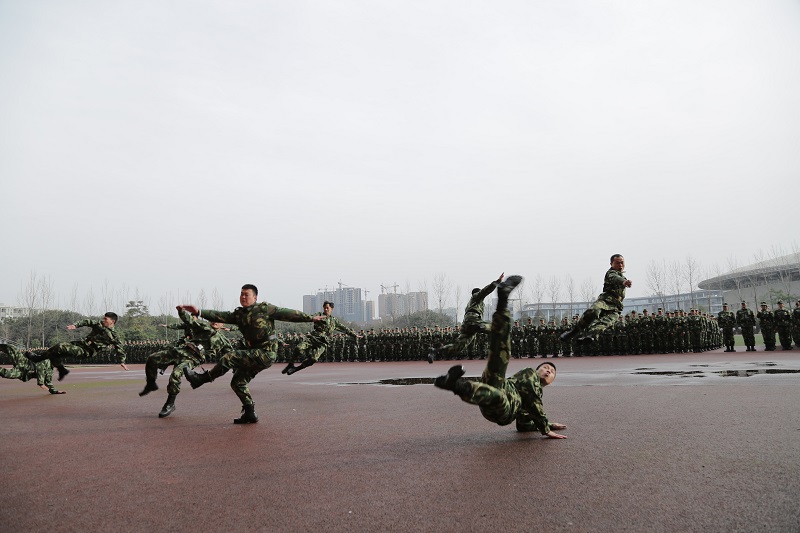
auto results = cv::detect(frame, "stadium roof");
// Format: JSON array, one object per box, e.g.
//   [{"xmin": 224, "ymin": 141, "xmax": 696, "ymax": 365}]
[{"xmin": 698, "ymin": 253, "xmax": 800, "ymax": 290}]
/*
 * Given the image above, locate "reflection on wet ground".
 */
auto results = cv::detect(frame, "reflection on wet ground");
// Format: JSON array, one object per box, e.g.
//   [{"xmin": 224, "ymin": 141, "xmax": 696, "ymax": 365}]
[{"xmin": 339, "ymin": 361, "xmax": 800, "ymax": 386}]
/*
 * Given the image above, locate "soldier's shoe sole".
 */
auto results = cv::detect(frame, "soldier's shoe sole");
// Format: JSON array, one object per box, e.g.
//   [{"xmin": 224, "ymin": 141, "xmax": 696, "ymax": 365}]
[{"xmin": 158, "ymin": 405, "xmax": 176, "ymax": 418}]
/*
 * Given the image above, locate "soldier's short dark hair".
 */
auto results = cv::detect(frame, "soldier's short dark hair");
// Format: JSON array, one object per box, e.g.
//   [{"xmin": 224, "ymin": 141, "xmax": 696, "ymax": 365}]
[
  {"xmin": 472, "ymin": 287, "xmax": 481, "ymax": 295},
  {"xmin": 610, "ymin": 253, "xmax": 623, "ymax": 264},
  {"xmin": 536, "ymin": 361, "xmax": 556, "ymax": 375},
  {"xmin": 242, "ymin": 284, "xmax": 258, "ymax": 296},
  {"xmin": 323, "ymin": 301, "xmax": 334, "ymax": 308},
  {"xmin": 104, "ymin": 312, "xmax": 118, "ymax": 323}
]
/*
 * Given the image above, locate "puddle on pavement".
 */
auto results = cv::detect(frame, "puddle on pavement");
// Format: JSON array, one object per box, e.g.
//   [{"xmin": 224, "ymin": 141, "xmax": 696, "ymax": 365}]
[
  {"xmin": 342, "ymin": 376, "xmax": 479, "ymax": 386},
  {"xmin": 633, "ymin": 371, "xmax": 706, "ymax": 377},
  {"xmin": 716, "ymin": 369, "xmax": 800, "ymax": 377}
]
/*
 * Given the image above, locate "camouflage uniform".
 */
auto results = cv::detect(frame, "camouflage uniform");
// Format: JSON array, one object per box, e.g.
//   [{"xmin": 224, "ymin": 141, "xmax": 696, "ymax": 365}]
[
  {"xmin": 456, "ymin": 310, "xmax": 554, "ymax": 434},
  {"xmin": 569, "ymin": 267, "xmax": 628, "ymax": 340},
  {"xmin": 773, "ymin": 301, "xmax": 793, "ymax": 350},
  {"xmin": 717, "ymin": 304, "xmax": 737, "ymax": 352},
  {"xmin": 0, "ymin": 344, "xmax": 61, "ymax": 393},
  {"xmin": 286, "ymin": 312, "xmax": 358, "ymax": 371},
  {"xmin": 143, "ymin": 309, "xmax": 232, "ymax": 396},
  {"xmin": 792, "ymin": 302, "xmax": 800, "ymax": 349},
  {"xmin": 757, "ymin": 303, "xmax": 776, "ymax": 351},
  {"xmin": 191, "ymin": 303, "xmax": 315, "ymax": 406},
  {"xmin": 438, "ymin": 278, "xmax": 501, "ymax": 359},
  {"xmin": 39, "ymin": 319, "xmax": 126, "ymax": 372},
  {"xmin": 736, "ymin": 302, "xmax": 757, "ymax": 351}
]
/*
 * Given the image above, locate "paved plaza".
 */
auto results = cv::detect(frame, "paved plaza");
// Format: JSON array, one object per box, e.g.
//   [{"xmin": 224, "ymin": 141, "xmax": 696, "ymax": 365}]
[{"xmin": 2, "ymin": 349, "xmax": 799, "ymax": 532}]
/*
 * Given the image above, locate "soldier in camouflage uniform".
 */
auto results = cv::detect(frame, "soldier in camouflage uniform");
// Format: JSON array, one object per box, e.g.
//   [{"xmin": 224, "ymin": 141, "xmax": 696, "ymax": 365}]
[
  {"xmin": 717, "ymin": 303, "xmax": 737, "ymax": 352},
  {"xmin": 1, "ymin": 344, "xmax": 65, "ymax": 394},
  {"xmin": 773, "ymin": 300, "xmax": 793, "ymax": 350},
  {"xmin": 561, "ymin": 254, "xmax": 632, "ymax": 343},
  {"xmin": 736, "ymin": 302, "xmax": 756, "ymax": 351},
  {"xmin": 757, "ymin": 302, "xmax": 776, "ymax": 351},
  {"xmin": 433, "ymin": 275, "xmax": 567, "ymax": 439},
  {"xmin": 430, "ymin": 273, "xmax": 504, "ymax": 363},
  {"xmin": 282, "ymin": 301, "xmax": 360, "ymax": 375},
  {"xmin": 25, "ymin": 312, "xmax": 128, "ymax": 380},
  {"xmin": 181, "ymin": 284, "xmax": 325, "ymax": 424},
  {"xmin": 139, "ymin": 307, "xmax": 232, "ymax": 418},
  {"xmin": 793, "ymin": 302, "xmax": 800, "ymax": 349}
]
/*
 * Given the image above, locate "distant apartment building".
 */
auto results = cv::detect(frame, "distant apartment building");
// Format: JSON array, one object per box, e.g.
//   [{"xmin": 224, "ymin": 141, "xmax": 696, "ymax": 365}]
[
  {"xmin": 303, "ymin": 286, "xmax": 365, "ymax": 324},
  {"xmin": 0, "ymin": 304, "xmax": 30, "ymax": 322},
  {"xmin": 377, "ymin": 291, "xmax": 428, "ymax": 320}
]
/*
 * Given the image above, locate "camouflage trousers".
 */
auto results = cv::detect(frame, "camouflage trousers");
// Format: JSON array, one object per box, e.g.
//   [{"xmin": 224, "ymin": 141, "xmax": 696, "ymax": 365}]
[
  {"xmin": 741, "ymin": 327, "xmax": 756, "ymax": 347},
  {"xmin": 762, "ymin": 327, "xmax": 776, "ymax": 349},
  {"xmin": 291, "ymin": 336, "xmax": 328, "ymax": 366},
  {"xmin": 721, "ymin": 328, "xmax": 735, "ymax": 347},
  {"xmin": 0, "ymin": 344, "xmax": 56, "ymax": 391},
  {"xmin": 44, "ymin": 341, "xmax": 94, "ymax": 367},
  {"xmin": 575, "ymin": 301, "xmax": 622, "ymax": 337},
  {"xmin": 145, "ymin": 347, "xmax": 203, "ymax": 395},
  {"xmin": 440, "ymin": 320, "xmax": 491, "ymax": 358},
  {"xmin": 207, "ymin": 348, "xmax": 275, "ymax": 406},
  {"xmin": 460, "ymin": 311, "xmax": 521, "ymax": 426},
  {"xmin": 777, "ymin": 327, "xmax": 793, "ymax": 349}
]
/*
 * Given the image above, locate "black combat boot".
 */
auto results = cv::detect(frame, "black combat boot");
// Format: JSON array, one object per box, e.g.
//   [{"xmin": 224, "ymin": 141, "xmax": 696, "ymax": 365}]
[
  {"xmin": 433, "ymin": 364, "xmax": 470, "ymax": 395},
  {"xmin": 281, "ymin": 363, "xmax": 296, "ymax": 374},
  {"xmin": 233, "ymin": 403, "xmax": 259, "ymax": 424},
  {"xmin": 139, "ymin": 381, "xmax": 159, "ymax": 396},
  {"xmin": 183, "ymin": 367, "xmax": 211, "ymax": 389},
  {"xmin": 286, "ymin": 361, "xmax": 312, "ymax": 375},
  {"xmin": 159, "ymin": 394, "xmax": 177, "ymax": 418},
  {"xmin": 427, "ymin": 346, "xmax": 438, "ymax": 364},
  {"xmin": 57, "ymin": 366, "xmax": 70, "ymax": 381},
  {"xmin": 495, "ymin": 275, "xmax": 523, "ymax": 313}
]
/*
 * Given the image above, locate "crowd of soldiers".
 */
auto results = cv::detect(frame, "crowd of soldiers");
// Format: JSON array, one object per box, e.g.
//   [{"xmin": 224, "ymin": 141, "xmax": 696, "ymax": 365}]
[{"xmin": 12, "ymin": 301, "xmax": 799, "ymax": 368}]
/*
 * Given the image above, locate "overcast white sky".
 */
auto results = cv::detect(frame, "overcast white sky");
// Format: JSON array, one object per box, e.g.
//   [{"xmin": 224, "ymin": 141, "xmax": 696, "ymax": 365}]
[{"xmin": 1, "ymin": 0, "xmax": 799, "ymax": 315}]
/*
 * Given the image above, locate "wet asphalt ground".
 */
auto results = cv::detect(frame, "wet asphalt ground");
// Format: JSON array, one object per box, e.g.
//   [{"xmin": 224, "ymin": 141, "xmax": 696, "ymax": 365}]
[{"xmin": 2, "ymin": 348, "xmax": 799, "ymax": 532}]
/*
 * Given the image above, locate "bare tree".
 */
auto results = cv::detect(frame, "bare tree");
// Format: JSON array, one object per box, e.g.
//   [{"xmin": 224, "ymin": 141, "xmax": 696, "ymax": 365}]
[
  {"xmin": 100, "ymin": 279, "xmax": 114, "ymax": 313},
  {"xmin": 564, "ymin": 274, "xmax": 575, "ymax": 317},
  {"xmin": 431, "ymin": 273, "xmax": 451, "ymax": 315},
  {"xmin": 667, "ymin": 260, "xmax": 683, "ymax": 307},
  {"xmin": 38, "ymin": 275, "xmax": 55, "ymax": 346},
  {"xmin": 646, "ymin": 259, "xmax": 668, "ymax": 311},
  {"xmin": 453, "ymin": 285, "xmax": 462, "ymax": 324},
  {"xmin": 769, "ymin": 245, "xmax": 793, "ymax": 300},
  {"xmin": 212, "ymin": 288, "xmax": 224, "ymax": 310},
  {"xmin": 197, "ymin": 289, "xmax": 208, "ymax": 310},
  {"xmin": 68, "ymin": 283, "xmax": 80, "ymax": 313},
  {"xmin": 531, "ymin": 274, "xmax": 545, "ymax": 317},
  {"xmin": 17, "ymin": 270, "xmax": 39, "ymax": 348},
  {"xmin": 547, "ymin": 276, "xmax": 560, "ymax": 321},
  {"xmin": 83, "ymin": 287, "xmax": 97, "ymax": 317},
  {"xmin": 682, "ymin": 255, "xmax": 700, "ymax": 308},
  {"xmin": 580, "ymin": 277, "xmax": 596, "ymax": 309},
  {"xmin": 724, "ymin": 255, "xmax": 745, "ymax": 304}
]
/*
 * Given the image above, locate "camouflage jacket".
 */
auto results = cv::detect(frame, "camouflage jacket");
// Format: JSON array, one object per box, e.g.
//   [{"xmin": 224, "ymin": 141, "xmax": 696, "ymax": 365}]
[
  {"xmin": 507, "ymin": 368, "xmax": 551, "ymax": 435},
  {"xmin": 717, "ymin": 311, "xmax": 736, "ymax": 328},
  {"xmin": 597, "ymin": 268, "xmax": 627, "ymax": 311},
  {"xmin": 463, "ymin": 280, "xmax": 499, "ymax": 322},
  {"xmin": 309, "ymin": 313, "xmax": 358, "ymax": 344},
  {"xmin": 774, "ymin": 308, "xmax": 792, "ymax": 327},
  {"xmin": 736, "ymin": 309, "xmax": 756, "ymax": 327},
  {"xmin": 74, "ymin": 319, "xmax": 126, "ymax": 363},
  {"xmin": 200, "ymin": 303, "xmax": 314, "ymax": 351}
]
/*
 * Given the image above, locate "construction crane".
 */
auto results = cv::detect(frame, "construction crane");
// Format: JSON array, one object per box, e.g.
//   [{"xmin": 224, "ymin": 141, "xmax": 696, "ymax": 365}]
[{"xmin": 380, "ymin": 283, "xmax": 399, "ymax": 294}]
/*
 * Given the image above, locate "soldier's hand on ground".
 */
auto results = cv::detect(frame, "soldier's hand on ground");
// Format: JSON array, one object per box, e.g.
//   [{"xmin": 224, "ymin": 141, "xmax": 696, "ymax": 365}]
[
  {"xmin": 545, "ymin": 430, "xmax": 567, "ymax": 439},
  {"xmin": 550, "ymin": 422, "xmax": 567, "ymax": 430},
  {"xmin": 39, "ymin": 384, "xmax": 49, "ymax": 391},
  {"xmin": 120, "ymin": 363, "xmax": 129, "ymax": 371}
]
